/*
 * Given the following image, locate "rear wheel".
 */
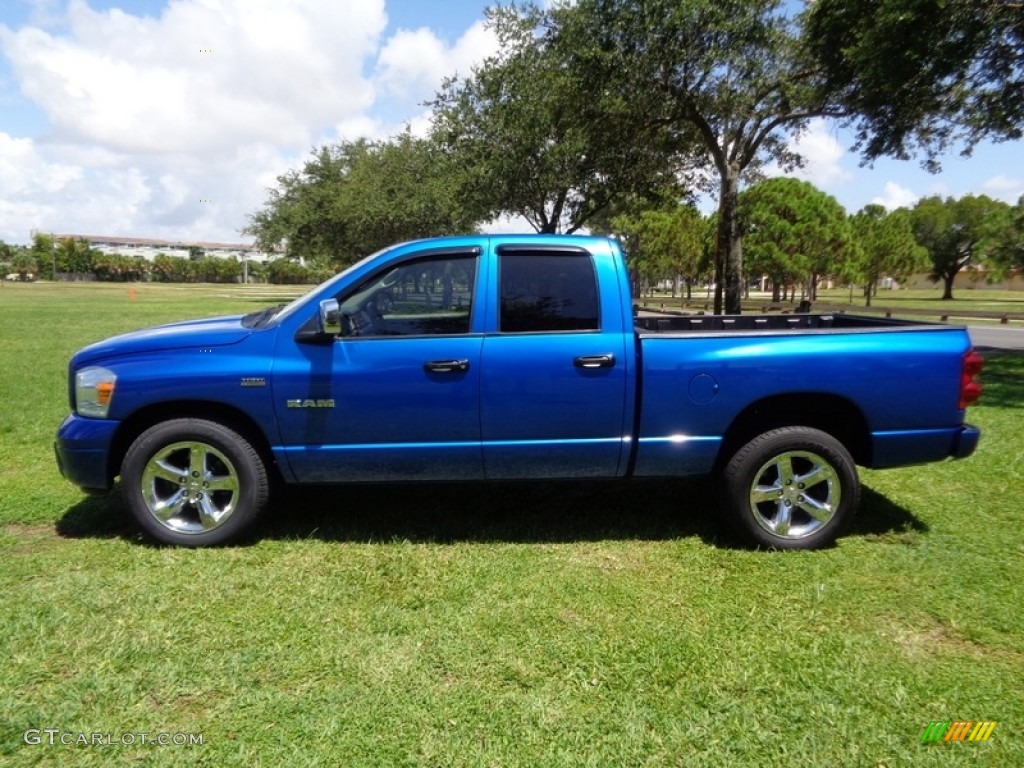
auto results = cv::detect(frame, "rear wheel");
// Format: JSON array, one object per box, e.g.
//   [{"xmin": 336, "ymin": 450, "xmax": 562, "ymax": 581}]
[
  {"xmin": 121, "ymin": 419, "xmax": 269, "ymax": 546},
  {"xmin": 721, "ymin": 427, "xmax": 859, "ymax": 550}
]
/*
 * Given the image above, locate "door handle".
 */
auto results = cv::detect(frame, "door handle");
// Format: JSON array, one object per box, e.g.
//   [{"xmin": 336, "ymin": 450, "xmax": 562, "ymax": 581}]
[
  {"xmin": 424, "ymin": 359, "xmax": 470, "ymax": 373},
  {"xmin": 573, "ymin": 354, "xmax": 616, "ymax": 369}
]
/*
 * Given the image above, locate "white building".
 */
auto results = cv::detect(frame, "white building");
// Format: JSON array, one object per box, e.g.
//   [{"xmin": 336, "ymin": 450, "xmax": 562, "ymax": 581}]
[{"xmin": 51, "ymin": 234, "xmax": 277, "ymax": 264}]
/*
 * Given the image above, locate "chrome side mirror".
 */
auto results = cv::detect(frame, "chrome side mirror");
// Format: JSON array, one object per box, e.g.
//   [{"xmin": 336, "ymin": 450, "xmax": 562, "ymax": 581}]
[{"xmin": 318, "ymin": 299, "xmax": 342, "ymax": 335}]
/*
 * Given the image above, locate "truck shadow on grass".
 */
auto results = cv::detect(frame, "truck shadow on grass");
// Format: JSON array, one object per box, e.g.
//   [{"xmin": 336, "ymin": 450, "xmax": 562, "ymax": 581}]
[{"xmin": 56, "ymin": 480, "xmax": 925, "ymax": 548}]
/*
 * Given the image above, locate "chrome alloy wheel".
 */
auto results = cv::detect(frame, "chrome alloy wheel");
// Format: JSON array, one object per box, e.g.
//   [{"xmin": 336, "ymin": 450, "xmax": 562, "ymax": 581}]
[
  {"xmin": 140, "ymin": 441, "xmax": 241, "ymax": 534},
  {"xmin": 747, "ymin": 450, "xmax": 840, "ymax": 539}
]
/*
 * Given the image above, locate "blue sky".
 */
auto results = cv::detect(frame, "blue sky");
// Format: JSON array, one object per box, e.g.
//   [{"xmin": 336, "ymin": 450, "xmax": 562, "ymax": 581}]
[{"xmin": 1, "ymin": 0, "xmax": 1022, "ymax": 245}]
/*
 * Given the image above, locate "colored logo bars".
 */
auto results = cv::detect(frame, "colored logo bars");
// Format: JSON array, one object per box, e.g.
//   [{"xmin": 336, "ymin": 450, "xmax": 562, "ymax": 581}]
[{"xmin": 921, "ymin": 721, "xmax": 997, "ymax": 743}]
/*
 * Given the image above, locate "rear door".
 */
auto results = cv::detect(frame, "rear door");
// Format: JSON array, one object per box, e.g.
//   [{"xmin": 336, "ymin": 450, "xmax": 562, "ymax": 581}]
[{"xmin": 479, "ymin": 243, "xmax": 630, "ymax": 479}]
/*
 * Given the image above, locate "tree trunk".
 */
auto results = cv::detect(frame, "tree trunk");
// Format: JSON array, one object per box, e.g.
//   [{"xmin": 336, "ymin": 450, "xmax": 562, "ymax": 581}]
[
  {"xmin": 717, "ymin": 166, "xmax": 743, "ymax": 315},
  {"xmin": 942, "ymin": 273, "xmax": 955, "ymax": 300}
]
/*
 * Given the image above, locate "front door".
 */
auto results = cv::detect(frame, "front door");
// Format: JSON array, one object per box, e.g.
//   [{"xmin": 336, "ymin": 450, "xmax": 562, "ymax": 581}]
[{"xmin": 275, "ymin": 249, "xmax": 484, "ymax": 482}]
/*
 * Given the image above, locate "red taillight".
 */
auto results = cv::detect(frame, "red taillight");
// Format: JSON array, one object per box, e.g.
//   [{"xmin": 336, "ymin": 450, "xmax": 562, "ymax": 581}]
[{"xmin": 959, "ymin": 349, "xmax": 984, "ymax": 409}]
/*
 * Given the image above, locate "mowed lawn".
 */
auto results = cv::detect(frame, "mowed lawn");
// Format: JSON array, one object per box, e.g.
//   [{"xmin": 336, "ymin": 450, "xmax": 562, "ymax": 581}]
[{"xmin": 1, "ymin": 281, "xmax": 1022, "ymax": 767}]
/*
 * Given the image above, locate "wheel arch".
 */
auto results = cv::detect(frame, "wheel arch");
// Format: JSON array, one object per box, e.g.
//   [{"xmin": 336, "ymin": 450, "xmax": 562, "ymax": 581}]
[
  {"xmin": 716, "ymin": 393, "xmax": 872, "ymax": 472},
  {"xmin": 109, "ymin": 401, "xmax": 280, "ymax": 485}
]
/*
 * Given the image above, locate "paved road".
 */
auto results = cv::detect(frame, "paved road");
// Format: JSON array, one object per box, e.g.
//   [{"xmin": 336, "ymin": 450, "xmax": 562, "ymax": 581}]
[{"xmin": 967, "ymin": 325, "xmax": 1024, "ymax": 351}]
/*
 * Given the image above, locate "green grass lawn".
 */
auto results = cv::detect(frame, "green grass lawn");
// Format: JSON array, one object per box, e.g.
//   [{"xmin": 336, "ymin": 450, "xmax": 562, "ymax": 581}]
[{"xmin": 1, "ymin": 281, "xmax": 1022, "ymax": 767}]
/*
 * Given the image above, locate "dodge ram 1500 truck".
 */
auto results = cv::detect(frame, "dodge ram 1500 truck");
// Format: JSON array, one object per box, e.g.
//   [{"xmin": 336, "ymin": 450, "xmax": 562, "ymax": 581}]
[{"xmin": 55, "ymin": 235, "xmax": 983, "ymax": 549}]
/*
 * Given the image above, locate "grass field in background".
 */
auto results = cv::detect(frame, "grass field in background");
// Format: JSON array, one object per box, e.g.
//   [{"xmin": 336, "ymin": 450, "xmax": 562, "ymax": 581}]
[{"xmin": 1, "ymin": 281, "xmax": 1022, "ymax": 767}]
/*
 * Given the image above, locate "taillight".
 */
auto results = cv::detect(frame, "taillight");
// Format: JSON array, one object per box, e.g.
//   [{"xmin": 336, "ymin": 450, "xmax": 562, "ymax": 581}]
[{"xmin": 959, "ymin": 350, "xmax": 983, "ymax": 410}]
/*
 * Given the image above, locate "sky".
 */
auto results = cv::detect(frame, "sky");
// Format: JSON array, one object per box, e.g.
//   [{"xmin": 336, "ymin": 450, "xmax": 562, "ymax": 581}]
[{"xmin": 1, "ymin": 0, "xmax": 1022, "ymax": 246}]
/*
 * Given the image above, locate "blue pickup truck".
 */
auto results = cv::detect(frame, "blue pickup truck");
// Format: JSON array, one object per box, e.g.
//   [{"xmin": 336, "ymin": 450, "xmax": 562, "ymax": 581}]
[{"xmin": 55, "ymin": 235, "xmax": 983, "ymax": 549}]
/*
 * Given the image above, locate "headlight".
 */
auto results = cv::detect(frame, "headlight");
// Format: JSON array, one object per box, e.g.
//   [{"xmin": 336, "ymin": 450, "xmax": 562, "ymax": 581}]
[{"xmin": 75, "ymin": 367, "xmax": 117, "ymax": 418}]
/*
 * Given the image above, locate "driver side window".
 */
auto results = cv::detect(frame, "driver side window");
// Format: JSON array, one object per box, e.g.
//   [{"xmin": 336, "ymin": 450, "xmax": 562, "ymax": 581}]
[{"xmin": 338, "ymin": 253, "xmax": 477, "ymax": 337}]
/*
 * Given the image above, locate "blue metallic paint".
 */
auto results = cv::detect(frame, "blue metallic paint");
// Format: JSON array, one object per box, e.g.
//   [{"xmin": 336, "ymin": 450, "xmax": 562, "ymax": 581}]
[{"xmin": 55, "ymin": 234, "xmax": 980, "ymax": 495}]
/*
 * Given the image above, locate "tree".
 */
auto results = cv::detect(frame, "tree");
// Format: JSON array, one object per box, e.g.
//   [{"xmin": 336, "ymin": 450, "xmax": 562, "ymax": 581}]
[
  {"xmin": 805, "ymin": 0, "xmax": 1024, "ymax": 169},
  {"xmin": 1, "ymin": 242, "xmax": 36, "ymax": 280},
  {"xmin": 0, "ymin": 240, "xmax": 12, "ymax": 274},
  {"xmin": 910, "ymin": 195, "xmax": 1011, "ymax": 299},
  {"xmin": 151, "ymin": 254, "xmax": 192, "ymax": 283},
  {"xmin": 612, "ymin": 206, "xmax": 707, "ymax": 298},
  {"xmin": 340, "ymin": 130, "xmax": 485, "ymax": 248},
  {"xmin": 849, "ymin": 205, "xmax": 928, "ymax": 306},
  {"xmin": 30, "ymin": 232, "xmax": 55, "ymax": 280},
  {"xmin": 91, "ymin": 252, "xmax": 148, "ymax": 281},
  {"xmin": 430, "ymin": 5, "xmax": 685, "ymax": 235},
  {"xmin": 739, "ymin": 178, "xmax": 853, "ymax": 303},
  {"xmin": 989, "ymin": 195, "xmax": 1024, "ymax": 274},
  {"xmin": 54, "ymin": 237, "xmax": 96, "ymax": 276},
  {"xmin": 10, "ymin": 249, "xmax": 38, "ymax": 280},
  {"xmin": 246, "ymin": 131, "xmax": 482, "ymax": 267},
  {"xmin": 553, "ymin": 0, "xmax": 843, "ymax": 314}
]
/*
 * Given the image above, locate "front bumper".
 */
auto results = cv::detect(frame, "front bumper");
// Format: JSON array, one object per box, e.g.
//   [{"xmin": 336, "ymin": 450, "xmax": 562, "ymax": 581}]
[{"xmin": 54, "ymin": 413, "xmax": 120, "ymax": 492}]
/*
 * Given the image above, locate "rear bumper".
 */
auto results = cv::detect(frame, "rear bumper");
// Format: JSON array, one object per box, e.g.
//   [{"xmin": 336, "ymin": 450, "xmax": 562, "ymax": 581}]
[
  {"xmin": 54, "ymin": 413, "xmax": 119, "ymax": 492},
  {"xmin": 951, "ymin": 423, "xmax": 981, "ymax": 459},
  {"xmin": 870, "ymin": 424, "xmax": 981, "ymax": 468}
]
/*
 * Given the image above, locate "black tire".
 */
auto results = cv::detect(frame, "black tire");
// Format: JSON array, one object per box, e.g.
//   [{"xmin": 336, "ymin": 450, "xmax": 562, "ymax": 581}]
[
  {"xmin": 721, "ymin": 427, "xmax": 859, "ymax": 550},
  {"xmin": 121, "ymin": 419, "xmax": 269, "ymax": 546}
]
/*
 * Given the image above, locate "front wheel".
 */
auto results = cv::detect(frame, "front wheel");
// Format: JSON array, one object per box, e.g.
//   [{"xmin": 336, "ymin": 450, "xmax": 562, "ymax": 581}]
[
  {"xmin": 721, "ymin": 427, "xmax": 859, "ymax": 550},
  {"xmin": 121, "ymin": 419, "xmax": 270, "ymax": 546}
]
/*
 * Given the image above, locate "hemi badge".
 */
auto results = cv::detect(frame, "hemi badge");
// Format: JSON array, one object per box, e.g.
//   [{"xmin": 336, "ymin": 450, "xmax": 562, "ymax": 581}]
[{"xmin": 240, "ymin": 377, "xmax": 266, "ymax": 388}]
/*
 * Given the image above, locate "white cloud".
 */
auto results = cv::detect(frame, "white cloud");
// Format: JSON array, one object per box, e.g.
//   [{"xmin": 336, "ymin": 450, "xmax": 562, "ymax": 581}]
[
  {"xmin": 0, "ymin": 131, "xmax": 156, "ymax": 240},
  {"xmin": 480, "ymin": 213, "xmax": 535, "ymax": 235},
  {"xmin": 872, "ymin": 181, "xmax": 918, "ymax": 210},
  {"xmin": 375, "ymin": 21, "xmax": 497, "ymax": 103},
  {"xmin": 0, "ymin": 131, "xmax": 81, "ymax": 194},
  {"xmin": 981, "ymin": 174, "xmax": 1024, "ymax": 203},
  {"xmin": 786, "ymin": 119, "xmax": 854, "ymax": 189},
  {"xmin": 1, "ymin": 0, "xmax": 388, "ymax": 155},
  {"xmin": 0, "ymin": 1, "xmax": 501, "ymax": 244}
]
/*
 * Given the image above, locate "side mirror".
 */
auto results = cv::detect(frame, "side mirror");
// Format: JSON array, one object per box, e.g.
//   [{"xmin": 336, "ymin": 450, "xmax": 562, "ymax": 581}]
[{"xmin": 319, "ymin": 299, "xmax": 342, "ymax": 335}]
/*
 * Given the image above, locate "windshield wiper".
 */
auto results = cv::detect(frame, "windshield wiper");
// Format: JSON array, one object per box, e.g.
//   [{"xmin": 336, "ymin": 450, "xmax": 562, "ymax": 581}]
[{"xmin": 241, "ymin": 304, "xmax": 286, "ymax": 329}]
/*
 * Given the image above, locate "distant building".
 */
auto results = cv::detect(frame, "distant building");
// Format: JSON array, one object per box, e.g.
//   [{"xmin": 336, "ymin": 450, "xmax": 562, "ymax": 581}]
[{"xmin": 49, "ymin": 234, "xmax": 278, "ymax": 264}]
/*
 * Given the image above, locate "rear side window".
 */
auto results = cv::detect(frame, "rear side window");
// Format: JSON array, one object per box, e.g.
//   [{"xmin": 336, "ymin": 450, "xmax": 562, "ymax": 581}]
[{"xmin": 499, "ymin": 251, "xmax": 599, "ymax": 333}]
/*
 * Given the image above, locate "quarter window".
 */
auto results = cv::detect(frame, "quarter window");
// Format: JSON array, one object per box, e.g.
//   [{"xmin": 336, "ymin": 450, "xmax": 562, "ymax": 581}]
[{"xmin": 499, "ymin": 251, "xmax": 599, "ymax": 333}]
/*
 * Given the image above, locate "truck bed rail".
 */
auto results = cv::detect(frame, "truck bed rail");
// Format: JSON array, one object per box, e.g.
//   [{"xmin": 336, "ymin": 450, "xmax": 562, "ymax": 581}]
[{"xmin": 634, "ymin": 313, "xmax": 944, "ymax": 334}]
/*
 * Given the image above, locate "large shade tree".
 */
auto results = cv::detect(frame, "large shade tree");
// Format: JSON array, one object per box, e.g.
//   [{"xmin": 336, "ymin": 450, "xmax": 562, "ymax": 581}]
[
  {"xmin": 245, "ymin": 131, "xmax": 483, "ymax": 268},
  {"xmin": 430, "ymin": 5, "xmax": 686, "ymax": 235},
  {"xmin": 550, "ymin": 0, "xmax": 844, "ymax": 314},
  {"xmin": 805, "ymin": 0, "xmax": 1024, "ymax": 169}
]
